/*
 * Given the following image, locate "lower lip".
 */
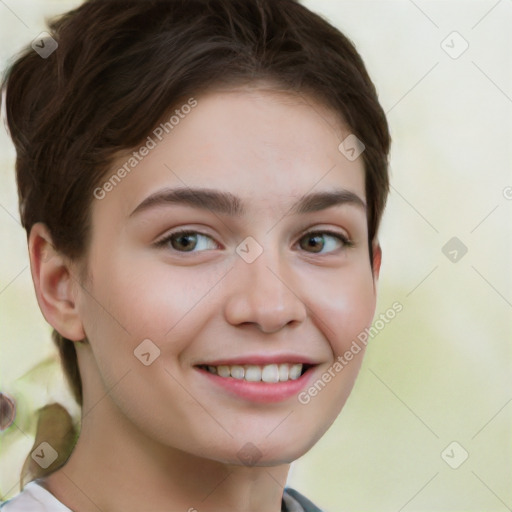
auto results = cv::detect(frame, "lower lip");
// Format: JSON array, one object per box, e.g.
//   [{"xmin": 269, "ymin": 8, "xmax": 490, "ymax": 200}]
[{"xmin": 196, "ymin": 367, "xmax": 316, "ymax": 403}]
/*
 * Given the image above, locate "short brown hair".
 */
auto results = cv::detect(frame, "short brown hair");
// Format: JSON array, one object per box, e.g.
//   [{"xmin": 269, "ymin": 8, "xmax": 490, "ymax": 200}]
[{"xmin": 3, "ymin": 0, "xmax": 391, "ymax": 407}]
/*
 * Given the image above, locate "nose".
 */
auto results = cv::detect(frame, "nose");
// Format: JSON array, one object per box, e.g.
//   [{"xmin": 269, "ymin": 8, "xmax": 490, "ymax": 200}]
[{"xmin": 223, "ymin": 246, "xmax": 307, "ymax": 334}]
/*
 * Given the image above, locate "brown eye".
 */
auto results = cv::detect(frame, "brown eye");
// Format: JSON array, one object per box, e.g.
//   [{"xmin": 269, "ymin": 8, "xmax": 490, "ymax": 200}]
[
  {"xmin": 171, "ymin": 232, "xmax": 198, "ymax": 252},
  {"xmin": 298, "ymin": 231, "xmax": 350, "ymax": 254},
  {"xmin": 155, "ymin": 230, "xmax": 218, "ymax": 252}
]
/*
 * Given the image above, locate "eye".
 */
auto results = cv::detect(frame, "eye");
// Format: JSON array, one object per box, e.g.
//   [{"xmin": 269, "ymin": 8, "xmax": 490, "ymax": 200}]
[
  {"xmin": 154, "ymin": 229, "xmax": 352, "ymax": 255},
  {"xmin": 155, "ymin": 230, "xmax": 219, "ymax": 253},
  {"xmin": 298, "ymin": 230, "xmax": 353, "ymax": 254}
]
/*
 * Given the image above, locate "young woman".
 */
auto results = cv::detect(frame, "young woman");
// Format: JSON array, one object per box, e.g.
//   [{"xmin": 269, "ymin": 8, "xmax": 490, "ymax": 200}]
[{"xmin": 1, "ymin": 0, "xmax": 390, "ymax": 510}]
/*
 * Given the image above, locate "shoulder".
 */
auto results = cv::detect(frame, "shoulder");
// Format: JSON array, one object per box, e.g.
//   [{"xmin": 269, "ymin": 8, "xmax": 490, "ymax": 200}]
[
  {"xmin": 0, "ymin": 481, "xmax": 72, "ymax": 512},
  {"xmin": 283, "ymin": 487, "xmax": 324, "ymax": 512}
]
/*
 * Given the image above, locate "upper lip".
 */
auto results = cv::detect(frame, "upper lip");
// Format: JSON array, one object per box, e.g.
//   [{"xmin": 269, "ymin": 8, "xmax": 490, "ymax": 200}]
[{"xmin": 194, "ymin": 354, "xmax": 321, "ymax": 366}]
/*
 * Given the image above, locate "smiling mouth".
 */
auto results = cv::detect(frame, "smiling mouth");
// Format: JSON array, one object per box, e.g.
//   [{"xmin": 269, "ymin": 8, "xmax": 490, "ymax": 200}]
[{"xmin": 196, "ymin": 363, "xmax": 312, "ymax": 383}]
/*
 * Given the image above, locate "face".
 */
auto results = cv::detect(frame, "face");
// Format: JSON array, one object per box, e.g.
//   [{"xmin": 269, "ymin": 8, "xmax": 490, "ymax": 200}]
[{"xmin": 73, "ymin": 87, "xmax": 379, "ymax": 465}]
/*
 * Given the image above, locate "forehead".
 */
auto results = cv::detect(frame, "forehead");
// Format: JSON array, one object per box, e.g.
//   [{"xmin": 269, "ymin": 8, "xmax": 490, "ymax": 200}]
[{"xmin": 93, "ymin": 87, "xmax": 366, "ymax": 220}]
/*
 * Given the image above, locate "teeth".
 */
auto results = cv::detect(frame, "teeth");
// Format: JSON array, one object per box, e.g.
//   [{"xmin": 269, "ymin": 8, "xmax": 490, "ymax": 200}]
[
  {"xmin": 230, "ymin": 365, "xmax": 245, "ymax": 379},
  {"xmin": 261, "ymin": 364, "xmax": 279, "ymax": 383},
  {"xmin": 245, "ymin": 365, "xmax": 262, "ymax": 381},
  {"xmin": 217, "ymin": 365, "xmax": 230, "ymax": 378},
  {"xmin": 289, "ymin": 364, "xmax": 302, "ymax": 380},
  {"xmin": 279, "ymin": 364, "xmax": 289, "ymax": 381},
  {"xmin": 203, "ymin": 363, "xmax": 305, "ymax": 382}
]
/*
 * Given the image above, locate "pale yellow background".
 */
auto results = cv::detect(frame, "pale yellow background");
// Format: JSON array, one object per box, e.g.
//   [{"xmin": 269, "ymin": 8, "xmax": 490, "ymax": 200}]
[{"xmin": 1, "ymin": 1, "xmax": 511, "ymax": 511}]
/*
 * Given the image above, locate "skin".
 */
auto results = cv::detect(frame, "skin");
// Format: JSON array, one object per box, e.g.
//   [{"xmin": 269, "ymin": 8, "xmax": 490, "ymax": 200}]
[{"xmin": 29, "ymin": 86, "xmax": 381, "ymax": 512}]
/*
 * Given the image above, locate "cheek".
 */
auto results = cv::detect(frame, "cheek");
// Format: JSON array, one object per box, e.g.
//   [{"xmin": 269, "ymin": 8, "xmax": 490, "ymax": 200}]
[
  {"xmin": 296, "ymin": 266, "xmax": 375, "ymax": 443},
  {"xmin": 311, "ymin": 262, "xmax": 377, "ymax": 356},
  {"xmin": 81, "ymin": 252, "xmax": 223, "ymax": 354}
]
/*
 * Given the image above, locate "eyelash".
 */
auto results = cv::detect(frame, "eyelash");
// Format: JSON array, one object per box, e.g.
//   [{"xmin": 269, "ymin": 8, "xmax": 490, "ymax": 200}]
[{"xmin": 154, "ymin": 228, "xmax": 354, "ymax": 255}]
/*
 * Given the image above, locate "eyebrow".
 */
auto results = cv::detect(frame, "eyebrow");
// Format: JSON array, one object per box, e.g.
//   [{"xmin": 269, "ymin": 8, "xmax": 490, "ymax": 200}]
[{"xmin": 129, "ymin": 186, "xmax": 366, "ymax": 218}]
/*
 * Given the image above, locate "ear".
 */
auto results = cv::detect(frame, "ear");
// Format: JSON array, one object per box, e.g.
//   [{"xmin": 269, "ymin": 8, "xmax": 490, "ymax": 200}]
[
  {"xmin": 372, "ymin": 241, "xmax": 382, "ymax": 283},
  {"xmin": 28, "ymin": 223, "xmax": 86, "ymax": 342}
]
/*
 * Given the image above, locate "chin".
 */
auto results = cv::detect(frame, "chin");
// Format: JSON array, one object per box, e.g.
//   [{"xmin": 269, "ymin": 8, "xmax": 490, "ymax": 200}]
[
  {"xmin": 190, "ymin": 436, "xmax": 315, "ymax": 468},
  {"xmin": 241, "ymin": 437, "xmax": 318, "ymax": 467}
]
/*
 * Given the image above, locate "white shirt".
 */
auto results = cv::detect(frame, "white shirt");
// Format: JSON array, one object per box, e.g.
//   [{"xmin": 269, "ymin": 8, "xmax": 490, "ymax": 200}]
[{"xmin": 0, "ymin": 481, "xmax": 72, "ymax": 512}]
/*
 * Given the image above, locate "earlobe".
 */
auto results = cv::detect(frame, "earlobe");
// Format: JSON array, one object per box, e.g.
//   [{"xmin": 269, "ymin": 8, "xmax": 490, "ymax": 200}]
[{"xmin": 28, "ymin": 223, "xmax": 86, "ymax": 342}]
